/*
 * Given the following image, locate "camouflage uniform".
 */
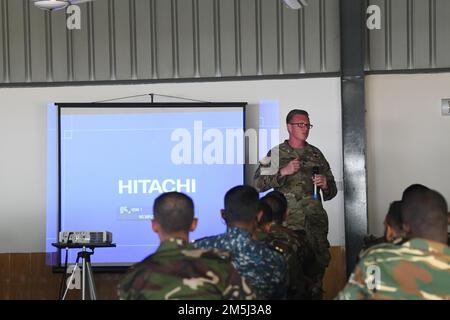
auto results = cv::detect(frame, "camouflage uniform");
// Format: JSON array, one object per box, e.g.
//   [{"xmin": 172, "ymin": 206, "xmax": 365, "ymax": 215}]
[
  {"xmin": 118, "ymin": 238, "xmax": 256, "ymax": 300},
  {"xmin": 254, "ymin": 140, "xmax": 337, "ymax": 298},
  {"xmin": 255, "ymin": 224, "xmax": 312, "ymax": 299},
  {"xmin": 336, "ymin": 238, "xmax": 450, "ymax": 300},
  {"xmin": 193, "ymin": 226, "xmax": 287, "ymax": 299}
]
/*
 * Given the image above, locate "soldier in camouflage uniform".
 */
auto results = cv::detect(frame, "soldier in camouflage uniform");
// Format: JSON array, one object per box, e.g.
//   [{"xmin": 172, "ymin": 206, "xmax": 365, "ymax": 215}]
[
  {"xmin": 254, "ymin": 109, "xmax": 337, "ymax": 299},
  {"xmin": 360, "ymin": 200, "xmax": 404, "ymax": 256},
  {"xmin": 193, "ymin": 185, "xmax": 288, "ymax": 299},
  {"xmin": 337, "ymin": 186, "xmax": 450, "ymax": 300},
  {"xmin": 118, "ymin": 192, "xmax": 256, "ymax": 300},
  {"xmin": 255, "ymin": 195, "xmax": 313, "ymax": 299},
  {"xmin": 383, "ymin": 200, "xmax": 405, "ymax": 241}
]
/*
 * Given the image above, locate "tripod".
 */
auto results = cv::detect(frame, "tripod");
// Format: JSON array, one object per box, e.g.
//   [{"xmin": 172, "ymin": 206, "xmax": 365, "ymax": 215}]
[{"xmin": 63, "ymin": 247, "xmax": 97, "ymax": 300}]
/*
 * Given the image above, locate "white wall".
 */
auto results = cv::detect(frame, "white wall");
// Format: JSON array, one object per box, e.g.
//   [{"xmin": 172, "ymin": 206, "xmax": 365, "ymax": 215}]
[
  {"xmin": 0, "ymin": 78, "xmax": 344, "ymax": 252},
  {"xmin": 366, "ymin": 73, "xmax": 450, "ymax": 236}
]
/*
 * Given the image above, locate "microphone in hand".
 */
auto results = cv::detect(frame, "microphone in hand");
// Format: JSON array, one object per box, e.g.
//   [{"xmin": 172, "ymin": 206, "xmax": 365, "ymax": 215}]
[{"xmin": 312, "ymin": 166, "xmax": 319, "ymax": 200}]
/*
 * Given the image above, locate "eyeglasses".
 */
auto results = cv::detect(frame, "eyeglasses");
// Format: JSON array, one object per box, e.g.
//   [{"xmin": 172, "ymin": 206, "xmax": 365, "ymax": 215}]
[{"xmin": 289, "ymin": 122, "xmax": 313, "ymax": 129}]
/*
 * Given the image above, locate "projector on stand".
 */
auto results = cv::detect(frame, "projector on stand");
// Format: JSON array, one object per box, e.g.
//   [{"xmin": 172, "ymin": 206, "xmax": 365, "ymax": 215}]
[{"xmin": 58, "ymin": 231, "xmax": 112, "ymax": 245}]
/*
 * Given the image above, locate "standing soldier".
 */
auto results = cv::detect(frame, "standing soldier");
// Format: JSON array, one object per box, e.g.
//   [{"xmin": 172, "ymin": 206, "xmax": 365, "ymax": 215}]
[
  {"xmin": 254, "ymin": 109, "xmax": 337, "ymax": 299},
  {"xmin": 119, "ymin": 192, "xmax": 256, "ymax": 300}
]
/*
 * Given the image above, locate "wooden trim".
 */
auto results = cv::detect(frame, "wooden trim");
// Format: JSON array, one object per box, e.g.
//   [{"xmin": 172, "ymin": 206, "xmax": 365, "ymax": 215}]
[{"xmin": 1, "ymin": 247, "xmax": 346, "ymax": 300}]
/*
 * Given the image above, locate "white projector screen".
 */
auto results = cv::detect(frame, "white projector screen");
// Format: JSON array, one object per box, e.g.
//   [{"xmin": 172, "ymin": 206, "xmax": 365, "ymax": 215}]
[{"xmin": 51, "ymin": 103, "xmax": 246, "ymax": 266}]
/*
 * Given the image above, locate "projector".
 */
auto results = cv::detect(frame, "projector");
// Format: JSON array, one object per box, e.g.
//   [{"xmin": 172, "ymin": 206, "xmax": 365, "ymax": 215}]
[{"xmin": 59, "ymin": 231, "xmax": 112, "ymax": 245}]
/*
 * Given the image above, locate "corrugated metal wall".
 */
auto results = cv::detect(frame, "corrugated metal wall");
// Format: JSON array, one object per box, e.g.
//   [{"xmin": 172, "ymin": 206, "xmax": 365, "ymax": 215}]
[
  {"xmin": 0, "ymin": 0, "xmax": 340, "ymax": 84},
  {"xmin": 2, "ymin": 0, "xmax": 449, "ymax": 85},
  {"xmin": 366, "ymin": 0, "xmax": 450, "ymax": 71}
]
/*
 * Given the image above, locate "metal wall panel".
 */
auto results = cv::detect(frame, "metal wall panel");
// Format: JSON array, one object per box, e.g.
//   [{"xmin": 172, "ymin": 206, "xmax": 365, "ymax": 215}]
[
  {"xmin": 391, "ymin": 0, "xmax": 407, "ymax": 70},
  {"xmin": 0, "ymin": 0, "xmax": 5, "ymax": 81},
  {"xmin": 304, "ymin": 0, "xmax": 321, "ymax": 73},
  {"xmin": 155, "ymin": 0, "xmax": 173, "ymax": 79},
  {"xmin": 282, "ymin": 3, "xmax": 300, "ymax": 73},
  {"xmin": 435, "ymin": 0, "xmax": 450, "ymax": 67},
  {"xmin": 92, "ymin": 0, "xmax": 111, "ymax": 80},
  {"xmin": 261, "ymin": 0, "xmax": 279, "ymax": 75},
  {"xmin": 218, "ymin": 0, "xmax": 236, "ymax": 77},
  {"xmin": 367, "ymin": 0, "xmax": 450, "ymax": 71},
  {"xmin": 325, "ymin": 0, "xmax": 340, "ymax": 72},
  {"xmin": 51, "ymin": 11, "xmax": 68, "ymax": 81},
  {"xmin": 114, "ymin": 0, "xmax": 132, "ymax": 80},
  {"xmin": 0, "ymin": 0, "xmax": 340, "ymax": 84},
  {"xmin": 177, "ymin": 0, "xmax": 194, "ymax": 78},
  {"xmin": 29, "ymin": 1, "xmax": 46, "ymax": 82},
  {"xmin": 198, "ymin": 0, "xmax": 216, "ymax": 77},
  {"xmin": 7, "ymin": 0, "xmax": 26, "ymax": 82},
  {"xmin": 73, "ymin": 3, "xmax": 90, "ymax": 81},
  {"xmin": 135, "ymin": 0, "xmax": 151, "ymax": 80},
  {"xmin": 240, "ymin": 0, "xmax": 257, "ymax": 76}
]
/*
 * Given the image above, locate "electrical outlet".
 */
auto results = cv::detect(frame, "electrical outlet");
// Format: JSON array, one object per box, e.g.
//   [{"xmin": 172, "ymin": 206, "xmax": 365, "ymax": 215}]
[{"xmin": 442, "ymin": 99, "xmax": 450, "ymax": 116}]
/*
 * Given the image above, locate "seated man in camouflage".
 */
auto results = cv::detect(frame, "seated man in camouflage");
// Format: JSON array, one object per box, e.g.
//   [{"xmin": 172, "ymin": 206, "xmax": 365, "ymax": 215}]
[
  {"xmin": 193, "ymin": 185, "xmax": 287, "ymax": 299},
  {"xmin": 261, "ymin": 191, "xmax": 317, "ymax": 299},
  {"xmin": 383, "ymin": 200, "xmax": 405, "ymax": 242},
  {"xmin": 361, "ymin": 200, "xmax": 405, "ymax": 252},
  {"xmin": 118, "ymin": 192, "xmax": 256, "ymax": 300},
  {"xmin": 337, "ymin": 186, "xmax": 450, "ymax": 300},
  {"xmin": 255, "ymin": 198, "xmax": 306, "ymax": 299}
]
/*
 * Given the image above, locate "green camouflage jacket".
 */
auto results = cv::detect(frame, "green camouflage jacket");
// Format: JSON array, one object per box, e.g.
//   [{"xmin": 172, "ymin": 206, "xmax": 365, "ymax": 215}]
[
  {"xmin": 255, "ymin": 225, "xmax": 308, "ymax": 299},
  {"xmin": 254, "ymin": 141, "xmax": 337, "ymax": 230},
  {"xmin": 336, "ymin": 238, "xmax": 450, "ymax": 300},
  {"xmin": 118, "ymin": 238, "xmax": 256, "ymax": 300}
]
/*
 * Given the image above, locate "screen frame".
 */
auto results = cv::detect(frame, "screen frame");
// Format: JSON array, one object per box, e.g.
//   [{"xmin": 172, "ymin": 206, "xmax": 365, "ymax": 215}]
[{"xmin": 53, "ymin": 102, "xmax": 247, "ymax": 272}]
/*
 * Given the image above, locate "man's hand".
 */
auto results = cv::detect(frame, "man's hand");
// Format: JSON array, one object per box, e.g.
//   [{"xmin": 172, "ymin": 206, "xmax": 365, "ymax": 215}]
[
  {"xmin": 312, "ymin": 174, "xmax": 328, "ymax": 190},
  {"xmin": 279, "ymin": 158, "xmax": 301, "ymax": 176}
]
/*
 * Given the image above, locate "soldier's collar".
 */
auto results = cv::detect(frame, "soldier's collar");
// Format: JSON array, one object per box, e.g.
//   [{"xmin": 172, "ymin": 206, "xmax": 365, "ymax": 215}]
[
  {"xmin": 158, "ymin": 238, "xmax": 190, "ymax": 251},
  {"xmin": 404, "ymin": 238, "xmax": 450, "ymax": 254},
  {"xmin": 284, "ymin": 139, "xmax": 310, "ymax": 151},
  {"xmin": 227, "ymin": 226, "xmax": 252, "ymax": 238}
]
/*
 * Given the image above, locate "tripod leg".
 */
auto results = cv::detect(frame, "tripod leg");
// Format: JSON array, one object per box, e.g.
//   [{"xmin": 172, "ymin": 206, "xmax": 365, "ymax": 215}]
[
  {"xmin": 62, "ymin": 263, "xmax": 79, "ymax": 300},
  {"xmin": 82, "ymin": 255, "xmax": 87, "ymax": 300},
  {"xmin": 85, "ymin": 262, "xmax": 97, "ymax": 300}
]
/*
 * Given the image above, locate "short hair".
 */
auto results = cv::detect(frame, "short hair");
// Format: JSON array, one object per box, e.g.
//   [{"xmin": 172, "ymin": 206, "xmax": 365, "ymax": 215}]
[
  {"xmin": 401, "ymin": 184, "xmax": 429, "ymax": 201},
  {"xmin": 153, "ymin": 192, "xmax": 194, "ymax": 233},
  {"xmin": 223, "ymin": 185, "xmax": 259, "ymax": 224},
  {"xmin": 286, "ymin": 109, "xmax": 309, "ymax": 124},
  {"xmin": 401, "ymin": 187, "xmax": 448, "ymax": 238},
  {"xmin": 385, "ymin": 201, "xmax": 403, "ymax": 232},
  {"xmin": 258, "ymin": 201, "xmax": 273, "ymax": 226},
  {"xmin": 262, "ymin": 191, "xmax": 288, "ymax": 224}
]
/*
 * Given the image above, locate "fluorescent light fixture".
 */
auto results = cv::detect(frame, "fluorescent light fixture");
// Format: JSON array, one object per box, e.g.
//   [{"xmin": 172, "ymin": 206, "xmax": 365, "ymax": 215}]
[
  {"xmin": 33, "ymin": 0, "xmax": 69, "ymax": 11},
  {"xmin": 282, "ymin": 0, "xmax": 308, "ymax": 10}
]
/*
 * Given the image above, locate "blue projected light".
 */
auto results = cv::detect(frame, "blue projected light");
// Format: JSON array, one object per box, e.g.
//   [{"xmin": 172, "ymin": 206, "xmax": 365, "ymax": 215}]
[
  {"xmin": 46, "ymin": 104, "xmax": 58, "ymax": 259},
  {"xmin": 51, "ymin": 105, "xmax": 245, "ymax": 266}
]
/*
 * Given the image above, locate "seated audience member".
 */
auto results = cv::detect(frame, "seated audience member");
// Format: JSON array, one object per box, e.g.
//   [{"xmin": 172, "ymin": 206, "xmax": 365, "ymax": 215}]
[
  {"xmin": 193, "ymin": 185, "xmax": 287, "ymax": 299},
  {"xmin": 256, "ymin": 195, "xmax": 309, "ymax": 299},
  {"xmin": 360, "ymin": 187, "xmax": 429, "ymax": 253},
  {"xmin": 118, "ymin": 192, "xmax": 256, "ymax": 300},
  {"xmin": 383, "ymin": 200, "xmax": 405, "ymax": 242},
  {"xmin": 264, "ymin": 191, "xmax": 319, "ymax": 298},
  {"xmin": 362, "ymin": 200, "xmax": 405, "ymax": 252},
  {"xmin": 336, "ymin": 186, "xmax": 450, "ymax": 300}
]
